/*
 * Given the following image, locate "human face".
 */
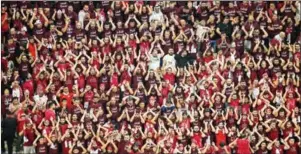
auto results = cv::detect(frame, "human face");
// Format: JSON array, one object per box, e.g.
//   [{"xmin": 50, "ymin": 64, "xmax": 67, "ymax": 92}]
[
  {"xmin": 68, "ymin": 6, "xmax": 73, "ymax": 12},
  {"xmin": 83, "ymin": 5, "xmax": 89, "ymax": 12},
  {"xmin": 76, "ymin": 22, "xmax": 81, "ymax": 29}
]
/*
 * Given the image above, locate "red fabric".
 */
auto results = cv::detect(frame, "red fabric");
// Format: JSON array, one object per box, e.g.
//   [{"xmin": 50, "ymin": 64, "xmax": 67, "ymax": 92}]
[
  {"xmin": 45, "ymin": 109, "xmax": 56, "ymax": 121},
  {"xmin": 237, "ymin": 139, "xmax": 251, "ymax": 154}
]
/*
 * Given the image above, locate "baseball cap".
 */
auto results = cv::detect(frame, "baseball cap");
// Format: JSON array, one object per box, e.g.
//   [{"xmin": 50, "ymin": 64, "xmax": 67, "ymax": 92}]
[{"xmin": 35, "ymin": 20, "xmax": 42, "ymax": 25}]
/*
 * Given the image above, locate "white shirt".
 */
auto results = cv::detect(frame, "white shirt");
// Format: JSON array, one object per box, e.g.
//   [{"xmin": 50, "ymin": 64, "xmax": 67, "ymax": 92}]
[
  {"xmin": 148, "ymin": 55, "xmax": 161, "ymax": 70},
  {"xmin": 90, "ymin": 149, "xmax": 100, "ymax": 154},
  {"xmin": 78, "ymin": 10, "xmax": 86, "ymax": 29},
  {"xmin": 274, "ymin": 34, "xmax": 283, "ymax": 43},
  {"xmin": 12, "ymin": 88, "xmax": 21, "ymax": 101},
  {"xmin": 149, "ymin": 12, "xmax": 164, "ymax": 23},
  {"xmin": 33, "ymin": 94, "xmax": 48, "ymax": 106},
  {"xmin": 251, "ymin": 87, "xmax": 260, "ymax": 99},
  {"xmin": 163, "ymin": 54, "xmax": 176, "ymax": 69}
]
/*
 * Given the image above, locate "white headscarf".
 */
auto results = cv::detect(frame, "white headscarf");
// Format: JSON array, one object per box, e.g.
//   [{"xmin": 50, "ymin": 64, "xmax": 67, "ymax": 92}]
[{"xmin": 149, "ymin": 6, "xmax": 164, "ymax": 23}]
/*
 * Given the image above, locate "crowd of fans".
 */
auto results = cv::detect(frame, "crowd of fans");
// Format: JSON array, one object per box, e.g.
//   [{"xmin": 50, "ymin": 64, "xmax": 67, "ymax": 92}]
[{"xmin": 1, "ymin": 1, "xmax": 301, "ymax": 154}]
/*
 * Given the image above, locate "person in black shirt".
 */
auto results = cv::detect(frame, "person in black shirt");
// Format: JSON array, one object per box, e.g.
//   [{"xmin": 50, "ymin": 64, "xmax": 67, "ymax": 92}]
[
  {"xmin": 1, "ymin": 111, "xmax": 17, "ymax": 154},
  {"xmin": 216, "ymin": 16, "xmax": 233, "ymax": 39},
  {"xmin": 175, "ymin": 50, "xmax": 193, "ymax": 68}
]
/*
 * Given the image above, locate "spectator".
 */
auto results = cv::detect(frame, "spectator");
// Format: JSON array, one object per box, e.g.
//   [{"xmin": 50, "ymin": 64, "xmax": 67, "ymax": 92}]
[
  {"xmin": 1, "ymin": 1, "xmax": 301, "ymax": 154},
  {"xmin": 1, "ymin": 111, "xmax": 17, "ymax": 154}
]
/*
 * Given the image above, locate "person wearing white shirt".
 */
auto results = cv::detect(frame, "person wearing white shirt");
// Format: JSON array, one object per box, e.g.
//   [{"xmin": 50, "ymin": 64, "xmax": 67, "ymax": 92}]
[
  {"xmin": 11, "ymin": 81, "xmax": 22, "ymax": 102},
  {"xmin": 33, "ymin": 91, "xmax": 48, "ymax": 107},
  {"xmin": 163, "ymin": 48, "xmax": 176, "ymax": 70},
  {"xmin": 149, "ymin": 6, "xmax": 164, "ymax": 23},
  {"xmin": 148, "ymin": 43, "xmax": 164, "ymax": 71}
]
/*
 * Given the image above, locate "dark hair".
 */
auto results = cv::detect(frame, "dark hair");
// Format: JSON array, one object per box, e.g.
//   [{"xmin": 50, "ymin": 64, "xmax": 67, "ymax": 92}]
[
  {"xmin": 12, "ymin": 97, "xmax": 19, "ymax": 101},
  {"xmin": 48, "ymin": 101, "xmax": 55, "ymax": 108},
  {"xmin": 6, "ymin": 110, "xmax": 14, "ymax": 116},
  {"xmin": 220, "ymin": 142, "xmax": 225, "ymax": 147},
  {"xmin": 240, "ymin": 134, "xmax": 246, "ymax": 138}
]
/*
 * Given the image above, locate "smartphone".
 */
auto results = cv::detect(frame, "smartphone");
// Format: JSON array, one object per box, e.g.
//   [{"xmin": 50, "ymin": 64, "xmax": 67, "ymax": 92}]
[{"xmin": 84, "ymin": 102, "xmax": 89, "ymax": 109}]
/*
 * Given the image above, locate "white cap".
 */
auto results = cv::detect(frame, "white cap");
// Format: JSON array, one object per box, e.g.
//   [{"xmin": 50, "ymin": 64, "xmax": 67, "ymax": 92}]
[
  {"xmin": 21, "ymin": 26, "xmax": 27, "ymax": 32},
  {"xmin": 57, "ymin": 10, "xmax": 62, "ymax": 15},
  {"xmin": 231, "ymin": 42, "xmax": 236, "ymax": 48},
  {"xmin": 35, "ymin": 20, "xmax": 42, "ymax": 25}
]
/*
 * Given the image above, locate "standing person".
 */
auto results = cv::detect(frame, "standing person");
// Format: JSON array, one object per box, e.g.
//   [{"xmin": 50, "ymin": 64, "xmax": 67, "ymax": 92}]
[
  {"xmin": 1, "ymin": 111, "xmax": 17, "ymax": 154},
  {"xmin": 230, "ymin": 134, "xmax": 252, "ymax": 154},
  {"xmin": 19, "ymin": 121, "xmax": 39, "ymax": 154}
]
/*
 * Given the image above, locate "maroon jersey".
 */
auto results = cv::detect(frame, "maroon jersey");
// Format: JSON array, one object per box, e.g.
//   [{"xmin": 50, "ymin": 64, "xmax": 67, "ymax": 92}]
[
  {"xmin": 36, "ymin": 142, "xmax": 48, "ymax": 154},
  {"xmin": 224, "ymin": 6, "xmax": 237, "ymax": 18},
  {"xmin": 271, "ymin": 145, "xmax": 284, "ymax": 154},
  {"xmin": 6, "ymin": 42, "xmax": 17, "ymax": 60},
  {"xmin": 1, "ymin": 95, "xmax": 12, "ymax": 116},
  {"xmin": 113, "ymin": 7, "xmax": 124, "ymax": 21},
  {"xmin": 62, "ymin": 138, "xmax": 73, "ymax": 154},
  {"xmin": 18, "ymin": 33, "xmax": 29, "ymax": 46},
  {"xmin": 239, "ymin": 2, "xmax": 253, "ymax": 17},
  {"xmin": 127, "ymin": 26, "xmax": 137, "ymax": 35},
  {"xmin": 102, "ymin": 29, "xmax": 112, "ymax": 38},
  {"xmin": 197, "ymin": 7, "xmax": 209, "ymax": 21},
  {"xmin": 34, "ymin": 27, "xmax": 46, "ymax": 40},
  {"xmin": 87, "ymin": 27, "xmax": 99, "ymax": 40},
  {"xmin": 24, "ymin": 128, "xmax": 35, "ymax": 146},
  {"xmin": 100, "ymin": 73, "xmax": 110, "ymax": 89},
  {"xmin": 140, "ymin": 12, "xmax": 149, "ymax": 23},
  {"xmin": 109, "ymin": 103, "xmax": 120, "ymax": 119},
  {"xmin": 86, "ymin": 75, "xmax": 98, "ymax": 89},
  {"xmin": 115, "ymin": 27, "xmax": 125, "ymax": 37},
  {"xmin": 269, "ymin": 20, "xmax": 282, "ymax": 37},
  {"xmin": 282, "ymin": 3, "xmax": 295, "ymax": 18},
  {"xmin": 74, "ymin": 29, "xmax": 86, "ymax": 42},
  {"xmin": 56, "ymin": 1, "xmax": 68, "ymax": 12},
  {"xmin": 66, "ymin": 11, "xmax": 78, "ymax": 25},
  {"xmin": 97, "ymin": 113, "xmax": 107, "ymax": 126},
  {"xmin": 65, "ymin": 24, "xmax": 75, "ymax": 38},
  {"xmin": 48, "ymin": 142, "xmax": 59, "ymax": 154}
]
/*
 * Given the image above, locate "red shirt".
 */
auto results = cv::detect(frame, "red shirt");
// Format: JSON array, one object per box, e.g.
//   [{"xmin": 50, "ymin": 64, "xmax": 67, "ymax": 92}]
[
  {"xmin": 216, "ymin": 129, "xmax": 227, "ymax": 147},
  {"xmin": 24, "ymin": 128, "xmax": 35, "ymax": 146},
  {"xmin": 217, "ymin": 146, "xmax": 231, "ymax": 154},
  {"xmin": 57, "ymin": 62, "xmax": 70, "ymax": 71},
  {"xmin": 237, "ymin": 139, "xmax": 251, "ymax": 154},
  {"xmin": 192, "ymin": 133, "xmax": 203, "ymax": 148},
  {"xmin": 59, "ymin": 124, "xmax": 68, "ymax": 135},
  {"xmin": 59, "ymin": 92, "xmax": 74, "ymax": 111},
  {"xmin": 1, "ymin": 12, "xmax": 9, "ymax": 32},
  {"xmin": 205, "ymin": 146, "xmax": 217, "ymax": 154},
  {"xmin": 36, "ymin": 79, "xmax": 48, "ymax": 93},
  {"xmin": 31, "ymin": 111, "xmax": 44, "ymax": 126},
  {"xmin": 110, "ymin": 73, "xmax": 119, "ymax": 87},
  {"xmin": 271, "ymin": 145, "xmax": 284, "ymax": 154},
  {"xmin": 84, "ymin": 91, "xmax": 94, "ymax": 104},
  {"xmin": 17, "ymin": 110, "xmax": 30, "ymax": 133},
  {"xmin": 22, "ymin": 80, "xmax": 35, "ymax": 97},
  {"xmin": 229, "ymin": 99, "xmax": 240, "ymax": 108},
  {"xmin": 48, "ymin": 142, "xmax": 59, "ymax": 154},
  {"xmin": 45, "ymin": 109, "xmax": 56, "ymax": 121},
  {"xmin": 286, "ymin": 98, "xmax": 297, "ymax": 111},
  {"xmin": 62, "ymin": 138, "xmax": 73, "ymax": 154},
  {"xmin": 286, "ymin": 143, "xmax": 299, "ymax": 154},
  {"xmin": 163, "ymin": 73, "xmax": 176, "ymax": 85},
  {"xmin": 179, "ymin": 118, "xmax": 191, "ymax": 129},
  {"xmin": 268, "ymin": 128, "xmax": 279, "ymax": 141},
  {"xmin": 77, "ymin": 74, "xmax": 86, "ymax": 90}
]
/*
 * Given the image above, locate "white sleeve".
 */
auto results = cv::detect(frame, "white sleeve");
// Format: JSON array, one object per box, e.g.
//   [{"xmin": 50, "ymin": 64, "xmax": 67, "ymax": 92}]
[
  {"xmin": 149, "ymin": 14, "xmax": 154, "ymax": 22},
  {"xmin": 78, "ymin": 11, "xmax": 85, "ymax": 29}
]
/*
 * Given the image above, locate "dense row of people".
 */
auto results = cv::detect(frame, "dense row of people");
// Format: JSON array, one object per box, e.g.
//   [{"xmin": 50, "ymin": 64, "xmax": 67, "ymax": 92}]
[{"xmin": 1, "ymin": 1, "xmax": 301, "ymax": 154}]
